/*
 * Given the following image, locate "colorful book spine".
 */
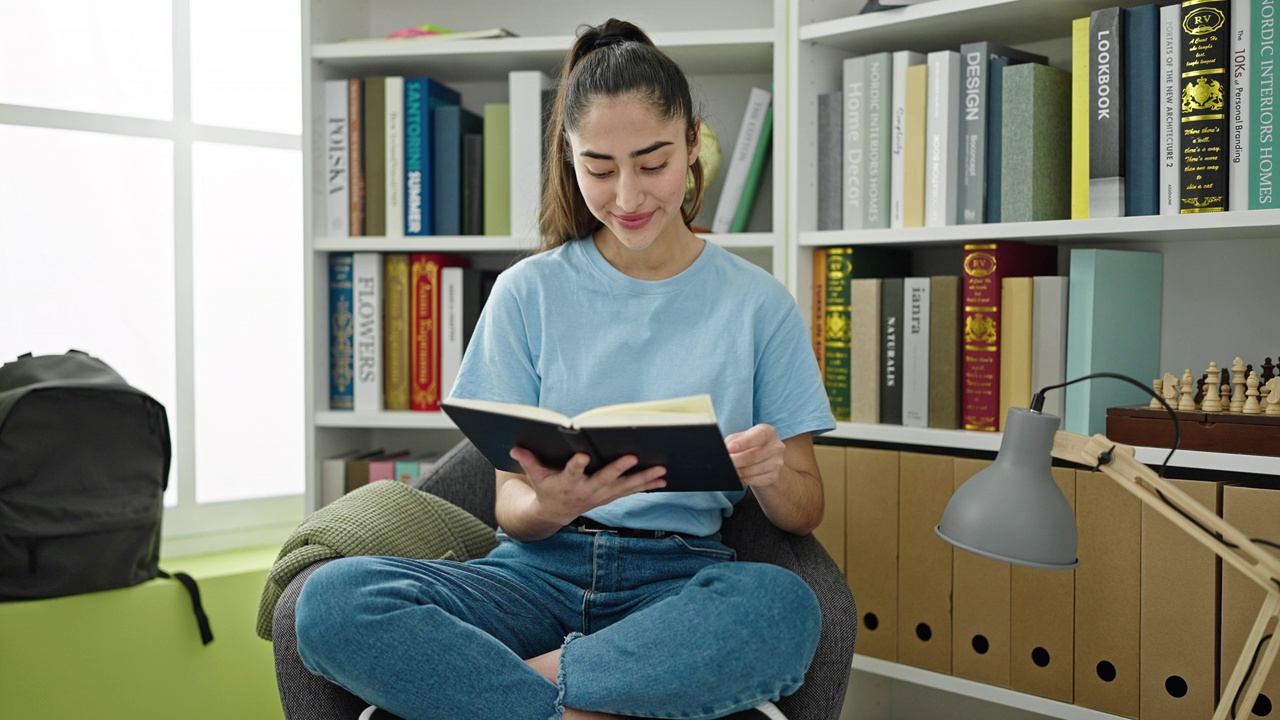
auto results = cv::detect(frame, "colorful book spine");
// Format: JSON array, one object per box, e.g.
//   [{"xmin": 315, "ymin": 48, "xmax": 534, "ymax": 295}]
[
  {"xmin": 998, "ymin": 276, "xmax": 1034, "ymax": 431},
  {"xmin": 404, "ymin": 77, "xmax": 462, "ymax": 236},
  {"xmin": 483, "ymin": 103, "xmax": 511, "ymax": 235},
  {"xmin": 891, "ymin": 51, "xmax": 926, "ymax": 229},
  {"xmin": 508, "ymin": 70, "xmax": 554, "ymax": 238},
  {"xmin": 961, "ymin": 243, "xmax": 1056, "ymax": 432},
  {"xmin": 901, "ymin": 277, "xmax": 931, "ymax": 428},
  {"xmin": 817, "ymin": 92, "xmax": 844, "ymax": 231},
  {"xmin": 1180, "ymin": 0, "xmax": 1230, "ymax": 213},
  {"xmin": 843, "ymin": 56, "xmax": 866, "ymax": 231},
  {"xmin": 731, "ymin": 103, "xmax": 773, "ymax": 232},
  {"xmin": 958, "ymin": 42, "xmax": 1048, "ymax": 225},
  {"xmin": 864, "ymin": 52, "xmax": 892, "ymax": 229},
  {"xmin": 384, "ymin": 76, "xmax": 405, "ymax": 237},
  {"xmin": 1161, "ymin": 4, "xmax": 1182, "ymax": 216},
  {"xmin": 363, "ymin": 77, "xmax": 387, "ymax": 236},
  {"xmin": 382, "ymin": 253, "xmax": 411, "ymax": 410},
  {"xmin": 1090, "ymin": 7, "xmax": 1126, "ymax": 218},
  {"xmin": 1230, "ymin": 0, "xmax": 1251, "ymax": 210},
  {"xmin": 1124, "ymin": 3, "xmax": 1160, "ymax": 217},
  {"xmin": 925, "ymin": 50, "xmax": 961, "ymax": 227},
  {"xmin": 1064, "ymin": 249, "xmax": 1163, "ymax": 435},
  {"xmin": 352, "ymin": 252, "xmax": 383, "ymax": 413},
  {"xmin": 432, "ymin": 105, "xmax": 483, "ymax": 236},
  {"xmin": 903, "ymin": 64, "xmax": 929, "ymax": 228},
  {"xmin": 1072, "ymin": 17, "xmax": 1091, "ymax": 220},
  {"xmin": 328, "ymin": 252, "xmax": 355, "ymax": 411},
  {"xmin": 323, "ymin": 80, "xmax": 349, "ymax": 237},
  {"xmin": 1001, "ymin": 63, "xmax": 1072, "ymax": 222},
  {"xmin": 1250, "ymin": 0, "xmax": 1275, "ymax": 208},
  {"xmin": 348, "ymin": 78, "xmax": 365, "ymax": 236},
  {"xmin": 928, "ymin": 275, "xmax": 962, "ymax": 430},
  {"xmin": 985, "ymin": 56, "xmax": 1012, "ymax": 223},
  {"xmin": 409, "ymin": 254, "xmax": 467, "ymax": 411},
  {"xmin": 879, "ymin": 277, "xmax": 904, "ymax": 424},
  {"xmin": 823, "ymin": 248, "xmax": 854, "ymax": 421},
  {"xmin": 714, "ymin": 87, "xmax": 772, "ymax": 233},
  {"xmin": 812, "ymin": 248, "xmax": 828, "ymax": 374}
]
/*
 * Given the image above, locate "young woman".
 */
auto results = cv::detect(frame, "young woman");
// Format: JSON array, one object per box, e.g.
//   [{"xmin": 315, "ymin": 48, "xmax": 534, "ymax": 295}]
[{"xmin": 295, "ymin": 19, "xmax": 835, "ymax": 720}]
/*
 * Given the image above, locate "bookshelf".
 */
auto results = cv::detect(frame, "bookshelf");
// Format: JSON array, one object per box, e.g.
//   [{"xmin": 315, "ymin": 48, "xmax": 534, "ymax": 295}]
[{"xmin": 789, "ymin": 1, "xmax": 1279, "ymax": 719}]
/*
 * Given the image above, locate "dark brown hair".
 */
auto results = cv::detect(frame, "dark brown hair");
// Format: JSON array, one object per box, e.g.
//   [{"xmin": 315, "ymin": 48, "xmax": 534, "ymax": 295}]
[{"xmin": 536, "ymin": 19, "xmax": 705, "ymax": 251}]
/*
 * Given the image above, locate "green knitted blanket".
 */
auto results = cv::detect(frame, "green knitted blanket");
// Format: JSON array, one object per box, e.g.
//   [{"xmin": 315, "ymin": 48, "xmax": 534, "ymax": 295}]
[{"xmin": 256, "ymin": 480, "xmax": 497, "ymax": 640}]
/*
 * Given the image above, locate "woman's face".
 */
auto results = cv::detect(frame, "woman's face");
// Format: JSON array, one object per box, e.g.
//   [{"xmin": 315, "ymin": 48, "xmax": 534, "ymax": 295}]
[{"xmin": 567, "ymin": 93, "xmax": 699, "ymax": 253}]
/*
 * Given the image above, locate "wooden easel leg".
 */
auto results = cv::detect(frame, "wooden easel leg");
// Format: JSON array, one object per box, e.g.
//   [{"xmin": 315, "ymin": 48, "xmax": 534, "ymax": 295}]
[{"xmin": 1215, "ymin": 594, "xmax": 1280, "ymax": 720}]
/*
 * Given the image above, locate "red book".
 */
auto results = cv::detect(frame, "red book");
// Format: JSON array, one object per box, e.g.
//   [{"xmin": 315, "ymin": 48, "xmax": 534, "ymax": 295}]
[
  {"xmin": 960, "ymin": 243, "xmax": 1056, "ymax": 431},
  {"xmin": 410, "ymin": 253, "xmax": 468, "ymax": 411}
]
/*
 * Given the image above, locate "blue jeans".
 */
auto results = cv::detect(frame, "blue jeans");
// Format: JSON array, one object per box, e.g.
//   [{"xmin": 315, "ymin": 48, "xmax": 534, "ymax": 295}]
[{"xmin": 295, "ymin": 526, "xmax": 821, "ymax": 720}]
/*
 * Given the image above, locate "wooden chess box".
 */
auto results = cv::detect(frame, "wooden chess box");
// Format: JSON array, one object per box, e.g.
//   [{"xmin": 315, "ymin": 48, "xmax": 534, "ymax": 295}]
[{"xmin": 1106, "ymin": 405, "xmax": 1280, "ymax": 458}]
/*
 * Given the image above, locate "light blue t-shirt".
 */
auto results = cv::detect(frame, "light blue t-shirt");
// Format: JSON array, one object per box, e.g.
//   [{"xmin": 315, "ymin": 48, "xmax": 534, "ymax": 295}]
[{"xmin": 449, "ymin": 238, "xmax": 835, "ymax": 536}]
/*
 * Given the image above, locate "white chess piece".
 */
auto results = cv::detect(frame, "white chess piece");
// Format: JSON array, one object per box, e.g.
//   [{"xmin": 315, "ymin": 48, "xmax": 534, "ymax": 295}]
[
  {"xmin": 1265, "ymin": 378, "xmax": 1280, "ymax": 416},
  {"xmin": 1178, "ymin": 369, "xmax": 1197, "ymax": 411},
  {"xmin": 1230, "ymin": 357, "xmax": 1247, "ymax": 412},
  {"xmin": 1244, "ymin": 371, "xmax": 1261, "ymax": 414},
  {"xmin": 1150, "ymin": 377, "xmax": 1164, "ymax": 409},
  {"xmin": 1202, "ymin": 362, "xmax": 1223, "ymax": 412}
]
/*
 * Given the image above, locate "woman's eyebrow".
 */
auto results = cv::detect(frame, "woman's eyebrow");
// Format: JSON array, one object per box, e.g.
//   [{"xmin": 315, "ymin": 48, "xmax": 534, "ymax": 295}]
[{"xmin": 579, "ymin": 140, "xmax": 673, "ymax": 160}]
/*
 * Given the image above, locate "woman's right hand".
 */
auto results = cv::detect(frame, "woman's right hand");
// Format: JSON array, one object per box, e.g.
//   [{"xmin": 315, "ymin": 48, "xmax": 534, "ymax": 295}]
[{"xmin": 506, "ymin": 448, "xmax": 667, "ymax": 528}]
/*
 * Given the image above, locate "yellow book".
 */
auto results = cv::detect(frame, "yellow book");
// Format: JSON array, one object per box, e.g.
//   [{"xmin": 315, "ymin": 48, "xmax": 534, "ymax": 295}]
[
  {"xmin": 903, "ymin": 64, "xmax": 928, "ymax": 228},
  {"xmin": 1071, "ymin": 16, "xmax": 1090, "ymax": 220},
  {"xmin": 998, "ymin": 276, "xmax": 1034, "ymax": 431},
  {"xmin": 382, "ymin": 253, "xmax": 411, "ymax": 410}
]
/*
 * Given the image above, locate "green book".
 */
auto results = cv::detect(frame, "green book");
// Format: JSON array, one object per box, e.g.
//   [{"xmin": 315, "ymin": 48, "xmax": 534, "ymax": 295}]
[
  {"xmin": 1001, "ymin": 63, "xmax": 1071, "ymax": 222},
  {"xmin": 483, "ymin": 103, "xmax": 511, "ymax": 236},
  {"xmin": 729, "ymin": 104, "xmax": 773, "ymax": 233}
]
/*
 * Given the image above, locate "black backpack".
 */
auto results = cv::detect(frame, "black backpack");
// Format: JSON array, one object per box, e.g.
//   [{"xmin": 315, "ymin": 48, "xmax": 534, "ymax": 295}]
[{"xmin": 0, "ymin": 350, "xmax": 212, "ymax": 643}]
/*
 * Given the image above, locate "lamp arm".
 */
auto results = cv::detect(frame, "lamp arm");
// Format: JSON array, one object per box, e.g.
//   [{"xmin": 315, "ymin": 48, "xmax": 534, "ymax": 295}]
[{"xmin": 1051, "ymin": 429, "xmax": 1280, "ymax": 720}]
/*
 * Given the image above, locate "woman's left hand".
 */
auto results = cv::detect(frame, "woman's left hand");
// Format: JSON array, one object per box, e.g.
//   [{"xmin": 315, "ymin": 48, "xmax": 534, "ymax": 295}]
[{"xmin": 725, "ymin": 423, "xmax": 786, "ymax": 489}]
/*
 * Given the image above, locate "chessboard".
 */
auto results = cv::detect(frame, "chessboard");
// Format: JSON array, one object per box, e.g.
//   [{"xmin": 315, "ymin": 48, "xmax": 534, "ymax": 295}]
[{"xmin": 1105, "ymin": 356, "xmax": 1280, "ymax": 457}]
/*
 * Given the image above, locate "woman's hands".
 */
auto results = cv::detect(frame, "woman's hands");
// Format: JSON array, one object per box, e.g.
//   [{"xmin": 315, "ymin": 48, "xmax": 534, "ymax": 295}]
[
  {"xmin": 725, "ymin": 423, "xmax": 787, "ymax": 489},
  {"xmin": 726, "ymin": 426, "xmax": 825, "ymax": 536},
  {"xmin": 496, "ymin": 449, "xmax": 666, "ymax": 541}
]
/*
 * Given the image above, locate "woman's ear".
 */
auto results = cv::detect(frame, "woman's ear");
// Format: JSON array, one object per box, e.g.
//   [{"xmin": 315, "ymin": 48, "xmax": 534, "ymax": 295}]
[{"xmin": 687, "ymin": 118, "xmax": 703, "ymax": 166}]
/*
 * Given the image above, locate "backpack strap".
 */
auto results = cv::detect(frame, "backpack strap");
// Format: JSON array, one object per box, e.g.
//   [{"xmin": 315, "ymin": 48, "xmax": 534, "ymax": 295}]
[{"xmin": 158, "ymin": 569, "xmax": 214, "ymax": 645}]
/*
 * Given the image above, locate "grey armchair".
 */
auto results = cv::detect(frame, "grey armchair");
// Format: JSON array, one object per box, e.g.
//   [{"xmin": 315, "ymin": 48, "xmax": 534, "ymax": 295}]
[{"xmin": 272, "ymin": 439, "xmax": 857, "ymax": 720}]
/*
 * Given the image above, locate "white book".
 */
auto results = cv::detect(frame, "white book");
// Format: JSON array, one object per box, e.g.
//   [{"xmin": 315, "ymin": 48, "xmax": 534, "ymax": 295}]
[
  {"xmin": 321, "ymin": 449, "xmax": 359, "ymax": 507},
  {"xmin": 901, "ymin": 276, "xmax": 931, "ymax": 427},
  {"xmin": 925, "ymin": 50, "xmax": 961, "ymax": 227},
  {"xmin": 352, "ymin": 252, "xmax": 383, "ymax": 413},
  {"xmin": 384, "ymin": 76, "xmax": 405, "ymax": 237},
  {"xmin": 891, "ymin": 50, "xmax": 926, "ymax": 229},
  {"xmin": 1231, "ymin": 0, "xmax": 1251, "ymax": 211},
  {"xmin": 1160, "ymin": 4, "xmax": 1181, "ymax": 216},
  {"xmin": 713, "ymin": 86, "xmax": 772, "ymax": 233},
  {"xmin": 509, "ymin": 70, "xmax": 554, "ymax": 239},
  {"xmin": 323, "ymin": 80, "xmax": 349, "ymax": 237},
  {"xmin": 842, "ymin": 56, "xmax": 866, "ymax": 231},
  {"xmin": 1032, "ymin": 276, "xmax": 1068, "ymax": 426},
  {"xmin": 440, "ymin": 266, "xmax": 465, "ymax": 402}
]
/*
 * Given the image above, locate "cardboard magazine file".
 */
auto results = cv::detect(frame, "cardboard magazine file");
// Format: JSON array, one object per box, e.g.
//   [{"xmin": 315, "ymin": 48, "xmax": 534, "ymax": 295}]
[
  {"xmin": 1010, "ymin": 467, "xmax": 1077, "ymax": 704},
  {"xmin": 844, "ymin": 447, "xmax": 900, "ymax": 661},
  {"xmin": 812, "ymin": 444, "xmax": 847, "ymax": 573},
  {"xmin": 951, "ymin": 456, "xmax": 1011, "ymax": 688},
  {"xmin": 1221, "ymin": 484, "xmax": 1280, "ymax": 716},
  {"xmin": 1141, "ymin": 477, "xmax": 1224, "ymax": 720},
  {"xmin": 1074, "ymin": 468, "xmax": 1142, "ymax": 718},
  {"xmin": 897, "ymin": 451, "xmax": 955, "ymax": 674}
]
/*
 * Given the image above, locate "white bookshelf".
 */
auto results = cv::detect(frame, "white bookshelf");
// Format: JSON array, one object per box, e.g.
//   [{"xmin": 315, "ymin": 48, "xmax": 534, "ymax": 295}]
[{"xmin": 790, "ymin": 1, "xmax": 1277, "ymax": 719}]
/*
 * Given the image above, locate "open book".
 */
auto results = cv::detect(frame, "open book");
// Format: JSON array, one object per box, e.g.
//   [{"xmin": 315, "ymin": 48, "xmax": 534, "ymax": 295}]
[{"xmin": 440, "ymin": 394, "xmax": 742, "ymax": 492}]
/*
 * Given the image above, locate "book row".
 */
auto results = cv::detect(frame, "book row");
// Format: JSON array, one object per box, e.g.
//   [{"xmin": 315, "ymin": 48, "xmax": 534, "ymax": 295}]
[
  {"xmin": 318, "ymin": 449, "xmax": 441, "ymax": 508},
  {"xmin": 815, "ymin": 243, "xmax": 1163, "ymax": 434},
  {"xmin": 327, "ymin": 252, "xmax": 499, "ymax": 414},
  {"xmin": 818, "ymin": 0, "xmax": 1253, "ymax": 230},
  {"xmin": 812, "ymin": 445, "xmax": 1277, "ymax": 720}
]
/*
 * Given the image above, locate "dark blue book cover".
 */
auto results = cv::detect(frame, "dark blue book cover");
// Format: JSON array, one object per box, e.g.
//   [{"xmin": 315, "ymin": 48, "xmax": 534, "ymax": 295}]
[
  {"xmin": 328, "ymin": 252, "xmax": 354, "ymax": 410},
  {"xmin": 1124, "ymin": 3, "xmax": 1160, "ymax": 216},
  {"xmin": 403, "ymin": 77, "xmax": 461, "ymax": 236},
  {"xmin": 432, "ymin": 105, "xmax": 483, "ymax": 236},
  {"xmin": 982, "ymin": 45, "xmax": 1048, "ymax": 224}
]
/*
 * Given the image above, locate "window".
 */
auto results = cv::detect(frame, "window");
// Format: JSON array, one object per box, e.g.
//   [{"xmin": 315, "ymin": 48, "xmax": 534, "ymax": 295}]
[{"xmin": 0, "ymin": 0, "xmax": 304, "ymax": 555}]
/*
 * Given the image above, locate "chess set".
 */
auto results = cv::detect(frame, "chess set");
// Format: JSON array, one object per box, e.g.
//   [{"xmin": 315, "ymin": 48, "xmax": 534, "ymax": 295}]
[{"xmin": 1106, "ymin": 356, "xmax": 1280, "ymax": 457}]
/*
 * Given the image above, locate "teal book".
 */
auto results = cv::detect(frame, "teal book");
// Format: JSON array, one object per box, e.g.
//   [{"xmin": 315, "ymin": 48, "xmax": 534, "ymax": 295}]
[
  {"xmin": 730, "ymin": 104, "xmax": 773, "ymax": 232},
  {"xmin": 403, "ymin": 77, "xmax": 461, "ymax": 236},
  {"xmin": 1063, "ymin": 249, "xmax": 1163, "ymax": 435},
  {"xmin": 432, "ymin": 105, "xmax": 482, "ymax": 236},
  {"xmin": 863, "ymin": 51, "xmax": 893, "ymax": 229},
  {"xmin": 1001, "ymin": 63, "xmax": 1071, "ymax": 222},
  {"xmin": 328, "ymin": 252, "xmax": 355, "ymax": 411},
  {"xmin": 1123, "ymin": 3, "xmax": 1160, "ymax": 217}
]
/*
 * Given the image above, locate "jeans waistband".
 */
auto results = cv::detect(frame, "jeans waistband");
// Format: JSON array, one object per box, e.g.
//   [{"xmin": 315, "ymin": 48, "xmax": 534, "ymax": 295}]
[{"xmin": 568, "ymin": 516, "xmax": 692, "ymax": 540}]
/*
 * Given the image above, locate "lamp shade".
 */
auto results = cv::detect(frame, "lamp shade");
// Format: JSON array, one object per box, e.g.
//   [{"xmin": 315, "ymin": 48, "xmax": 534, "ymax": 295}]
[{"xmin": 936, "ymin": 407, "xmax": 1079, "ymax": 569}]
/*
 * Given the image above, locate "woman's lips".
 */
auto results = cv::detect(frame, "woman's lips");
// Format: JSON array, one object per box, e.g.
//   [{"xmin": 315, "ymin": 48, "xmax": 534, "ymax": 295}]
[{"xmin": 615, "ymin": 211, "xmax": 654, "ymax": 229}]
